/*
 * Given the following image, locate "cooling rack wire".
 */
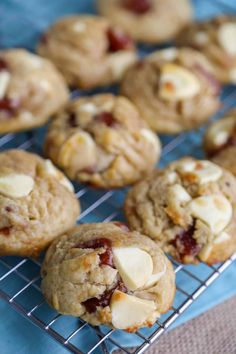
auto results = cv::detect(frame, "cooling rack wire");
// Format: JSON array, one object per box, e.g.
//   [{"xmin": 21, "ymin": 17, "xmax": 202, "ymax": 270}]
[{"xmin": 0, "ymin": 0, "xmax": 236, "ymax": 353}]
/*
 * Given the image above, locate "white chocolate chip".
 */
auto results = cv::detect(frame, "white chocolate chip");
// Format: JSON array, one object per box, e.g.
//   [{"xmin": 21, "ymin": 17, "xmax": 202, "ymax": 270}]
[
  {"xmin": 188, "ymin": 194, "xmax": 232, "ymax": 234},
  {"xmin": 167, "ymin": 172, "xmax": 178, "ymax": 184},
  {"xmin": 140, "ymin": 129, "xmax": 161, "ymax": 154},
  {"xmin": 79, "ymin": 103, "xmax": 98, "ymax": 115},
  {"xmin": 42, "ymin": 160, "xmax": 74, "ymax": 192},
  {"xmin": 194, "ymin": 31, "xmax": 209, "ymax": 45},
  {"xmin": 143, "ymin": 264, "xmax": 167, "ymax": 288},
  {"xmin": 109, "ymin": 52, "xmax": 136, "ymax": 79},
  {"xmin": 59, "ymin": 131, "xmax": 97, "ymax": 170},
  {"xmin": 198, "ymin": 243, "xmax": 212, "ymax": 262},
  {"xmin": 110, "ymin": 291, "xmax": 156, "ymax": 330},
  {"xmin": 0, "ymin": 71, "xmax": 10, "ymax": 99},
  {"xmin": 0, "ymin": 174, "xmax": 34, "ymax": 198},
  {"xmin": 72, "ymin": 22, "xmax": 87, "ymax": 33},
  {"xmin": 159, "ymin": 63, "xmax": 201, "ymax": 101},
  {"xmin": 206, "ymin": 116, "xmax": 236, "ymax": 148},
  {"xmin": 218, "ymin": 23, "xmax": 236, "ymax": 56},
  {"xmin": 214, "ymin": 231, "xmax": 230, "ymax": 244},
  {"xmin": 169, "ymin": 184, "xmax": 192, "ymax": 204},
  {"xmin": 113, "ymin": 247, "xmax": 153, "ymax": 291},
  {"xmin": 177, "ymin": 160, "xmax": 223, "ymax": 184}
]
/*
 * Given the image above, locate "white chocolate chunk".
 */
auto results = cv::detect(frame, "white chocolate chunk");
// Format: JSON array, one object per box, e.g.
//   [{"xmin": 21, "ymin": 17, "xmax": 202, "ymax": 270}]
[
  {"xmin": 0, "ymin": 71, "xmax": 10, "ymax": 99},
  {"xmin": 140, "ymin": 129, "xmax": 161, "ymax": 154},
  {"xmin": 79, "ymin": 103, "xmax": 98, "ymax": 115},
  {"xmin": 214, "ymin": 231, "xmax": 230, "ymax": 244},
  {"xmin": 159, "ymin": 63, "xmax": 201, "ymax": 101},
  {"xmin": 72, "ymin": 22, "xmax": 87, "ymax": 33},
  {"xmin": 169, "ymin": 184, "xmax": 192, "ymax": 204},
  {"xmin": 188, "ymin": 195, "xmax": 232, "ymax": 234},
  {"xmin": 111, "ymin": 291, "xmax": 156, "ymax": 330},
  {"xmin": 218, "ymin": 23, "xmax": 236, "ymax": 56},
  {"xmin": 0, "ymin": 174, "xmax": 34, "ymax": 198},
  {"xmin": 198, "ymin": 244, "xmax": 212, "ymax": 262},
  {"xmin": 148, "ymin": 48, "xmax": 178, "ymax": 61},
  {"xmin": 42, "ymin": 160, "xmax": 74, "ymax": 192},
  {"xmin": 167, "ymin": 172, "xmax": 178, "ymax": 183},
  {"xmin": 110, "ymin": 52, "xmax": 136, "ymax": 79},
  {"xmin": 194, "ymin": 31, "xmax": 209, "ymax": 45},
  {"xmin": 59, "ymin": 131, "xmax": 97, "ymax": 170},
  {"xmin": 177, "ymin": 160, "xmax": 223, "ymax": 184},
  {"xmin": 143, "ymin": 264, "xmax": 167, "ymax": 288},
  {"xmin": 112, "ymin": 247, "xmax": 153, "ymax": 291}
]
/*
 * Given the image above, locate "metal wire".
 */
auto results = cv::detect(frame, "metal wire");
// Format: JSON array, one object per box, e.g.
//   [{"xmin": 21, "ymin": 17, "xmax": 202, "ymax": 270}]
[{"xmin": 1, "ymin": 0, "xmax": 236, "ymax": 353}]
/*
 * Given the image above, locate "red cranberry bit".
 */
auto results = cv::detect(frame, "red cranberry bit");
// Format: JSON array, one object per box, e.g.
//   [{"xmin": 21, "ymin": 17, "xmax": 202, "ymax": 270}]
[
  {"xmin": 0, "ymin": 58, "xmax": 8, "ymax": 71},
  {"xmin": 0, "ymin": 97, "xmax": 20, "ymax": 115},
  {"xmin": 82, "ymin": 280, "xmax": 127, "ymax": 313},
  {"xmin": 107, "ymin": 28, "xmax": 134, "ymax": 52},
  {"xmin": 77, "ymin": 238, "xmax": 114, "ymax": 267},
  {"xmin": 195, "ymin": 64, "xmax": 221, "ymax": 96},
  {"xmin": 122, "ymin": 0, "xmax": 152, "ymax": 14},
  {"xmin": 113, "ymin": 221, "xmax": 130, "ymax": 232},
  {"xmin": 173, "ymin": 224, "xmax": 202, "ymax": 260},
  {"xmin": 94, "ymin": 112, "xmax": 117, "ymax": 127},
  {"xmin": 67, "ymin": 112, "xmax": 78, "ymax": 127},
  {"xmin": 0, "ymin": 227, "xmax": 11, "ymax": 236}
]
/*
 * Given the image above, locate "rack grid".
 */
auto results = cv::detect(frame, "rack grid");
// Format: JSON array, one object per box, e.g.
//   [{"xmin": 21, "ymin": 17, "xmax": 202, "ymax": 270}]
[{"xmin": 1, "ymin": 0, "xmax": 236, "ymax": 353}]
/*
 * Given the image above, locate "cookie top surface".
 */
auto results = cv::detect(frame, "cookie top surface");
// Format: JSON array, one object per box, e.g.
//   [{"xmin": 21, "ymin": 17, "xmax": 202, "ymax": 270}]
[
  {"xmin": 176, "ymin": 15, "xmax": 236, "ymax": 84},
  {"xmin": 41, "ymin": 222, "xmax": 175, "ymax": 331},
  {"xmin": 37, "ymin": 15, "xmax": 137, "ymax": 89},
  {"xmin": 121, "ymin": 47, "xmax": 221, "ymax": 133},
  {"xmin": 204, "ymin": 111, "xmax": 236, "ymax": 177},
  {"xmin": 0, "ymin": 49, "xmax": 69, "ymax": 134},
  {"xmin": 125, "ymin": 158, "xmax": 236, "ymax": 264},
  {"xmin": 0, "ymin": 149, "xmax": 80, "ymax": 257},
  {"xmin": 44, "ymin": 93, "xmax": 161, "ymax": 188},
  {"xmin": 97, "ymin": 0, "xmax": 192, "ymax": 43}
]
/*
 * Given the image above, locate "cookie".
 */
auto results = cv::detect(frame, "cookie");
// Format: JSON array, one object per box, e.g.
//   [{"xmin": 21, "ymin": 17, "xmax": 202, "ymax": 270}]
[
  {"xmin": 41, "ymin": 222, "xmax": 175, "ymax": 331},
  {"xmin": 0, "ymin": 150, "xmax": 80, "ymax": 257},
  {"xmin": 97, "ymin": 0, "xmax": 192, "ymax": 44},
  {"xmin": 121, "ymin": 48, "xmax": 221, "ymax": 134},
  {"xmin": 37, "ymin": 16, "xmax": 137, "ymax": 89},
  {"xmin": 204, "ymin": 110, "xmax": 236, "ymax": 177},
  {"xmin": 0, "ymin": 49, "xmax": 69, "ymax": 134},
  {"xmin": 44, "ymin": 94, "xmax": 161, "ymax": 188},
  {"xmin": 125, "ymin": 158, "xmax": 236, "ymax": 264},
  {"xmin": 176, "ymin": 16, "xmax": 236, "ymax": 84}
]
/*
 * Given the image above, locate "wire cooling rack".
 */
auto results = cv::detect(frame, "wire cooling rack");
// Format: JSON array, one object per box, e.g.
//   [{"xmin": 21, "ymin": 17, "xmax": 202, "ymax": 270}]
[{"xmin": 1, "ymin": 0, "xmax": 236, "ymax": 353}]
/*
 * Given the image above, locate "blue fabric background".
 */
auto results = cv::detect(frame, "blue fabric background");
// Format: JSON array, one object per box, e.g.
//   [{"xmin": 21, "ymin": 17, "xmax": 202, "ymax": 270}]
[{"xmin": 0, "ymin": 1, "xmax": 236, "ymax": 353}]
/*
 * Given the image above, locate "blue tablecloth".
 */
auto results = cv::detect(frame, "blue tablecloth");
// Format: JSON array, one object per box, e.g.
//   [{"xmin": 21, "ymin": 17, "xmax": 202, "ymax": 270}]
[{"xmin": 0, "ymin": 1, "xmax": 236, "ymax": 353}]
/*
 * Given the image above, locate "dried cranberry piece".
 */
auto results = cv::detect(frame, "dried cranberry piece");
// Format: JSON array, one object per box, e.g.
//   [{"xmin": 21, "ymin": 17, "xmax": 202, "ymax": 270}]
[
  {"xmin": 0, "ymin": 97, "xmax": 20, "ymax": 115},
  {"xmin": 113, "ymin": 221, "xmax": 130, "ymax": 232},
  {"xmin": 67, "ymin": 112, "xmax": 77, "ymax": 127},
  {"xmin": 122, "ymin": 0, "xmax": 152, "ymax": 14},
  {"xmin": 76, "ymin": 238, "xmax": 114, "ymax": 267},
  {"xmin": 173, "ymin": 224, "xmax": 202, "ymax": 260},
  {"xmin": 82, "ymin": 280, "xmax": 127, "ymax": 313},
  {"xmin": 107, "ymin": 28, "xmax": 133, "ymax": 52},
  {"xmin": 0, "ymin": 58, "xmax": 8, "ymax": 71},
  {"xmin": 195, "ymin": 64, "xmax": 221, "ymax": 96},
  {"xmin": 0, "ymin": 227, "xmax": 11, "ymax": 236},
  {"xmin": 94, "ymin": 112, "xmax": 117, "ymax": 127}
]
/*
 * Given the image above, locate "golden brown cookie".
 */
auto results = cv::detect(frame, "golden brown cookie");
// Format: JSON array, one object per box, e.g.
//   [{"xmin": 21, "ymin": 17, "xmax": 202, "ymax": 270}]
[
  {"xmin": 44, "ymin": 94, "xmax": 161, "ymax": 188},
  {"xmin": 41, "ymin": 222, "xmax": 175, "ymax": 331},
  {"xmin": 0, "ymin": 49, "xmax": 69, "ymax": 134},
  {"xmin": 97, "ymin": 0, "xmax": 192, "ymax": 43},
  {"xmin": 176, "ymin": 16, "xmax": 236, "ymax": 84},
  {"xmin": 37, "ymin": 15, "xmax": 137, "ymax": 89},
  {"xmin": 204, "ymin": 110, "xmax": 236, "ymax": 177},
  {"xmin": 121, "ymin": 47, "xmax": 221, "ymax": 134},
  {"xmin": 0, "ymin": 150, "xmax": 80, "ymax": 257},
  {"xmin": 125, "ymin": 158, "xmax": 236, "ymax": 264}
]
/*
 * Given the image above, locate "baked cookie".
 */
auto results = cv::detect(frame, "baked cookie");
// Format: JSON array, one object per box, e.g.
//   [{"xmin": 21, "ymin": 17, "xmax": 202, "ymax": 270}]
[
  {"xmin": 176, "ymin": 16, "xmax": 236, "ymax": 84},
  {"xmin": 204, "ymin": 110, "xmax": 236, "ymax": 177},
  {"xmin": 121, "ymin": 48, "xmax": 221, "ymax": 134},
  {"xmin": 97, "ymin": 0, "xmax": 192, "ymax": 44},
  {"xmin": 44, "ymin": 94, "xmax": 161, "ymax": 188},
  {"xmin": 0, "ymin": 150, "xmax": 80, "ymax": 257},
  {"xmin": 37, "ymin": 16, "xmax": 137, "ymax": 89},
  {"xmin": 41, "ymin": 222, "xmax": 175, "ymax": 331},
  {"xmin": 0, "ymin": 49, "xmax": 69, "ymax": 134},
  {"xmin": 125, "ymin": 158, "xmax": 236, "ymax": 264}
]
